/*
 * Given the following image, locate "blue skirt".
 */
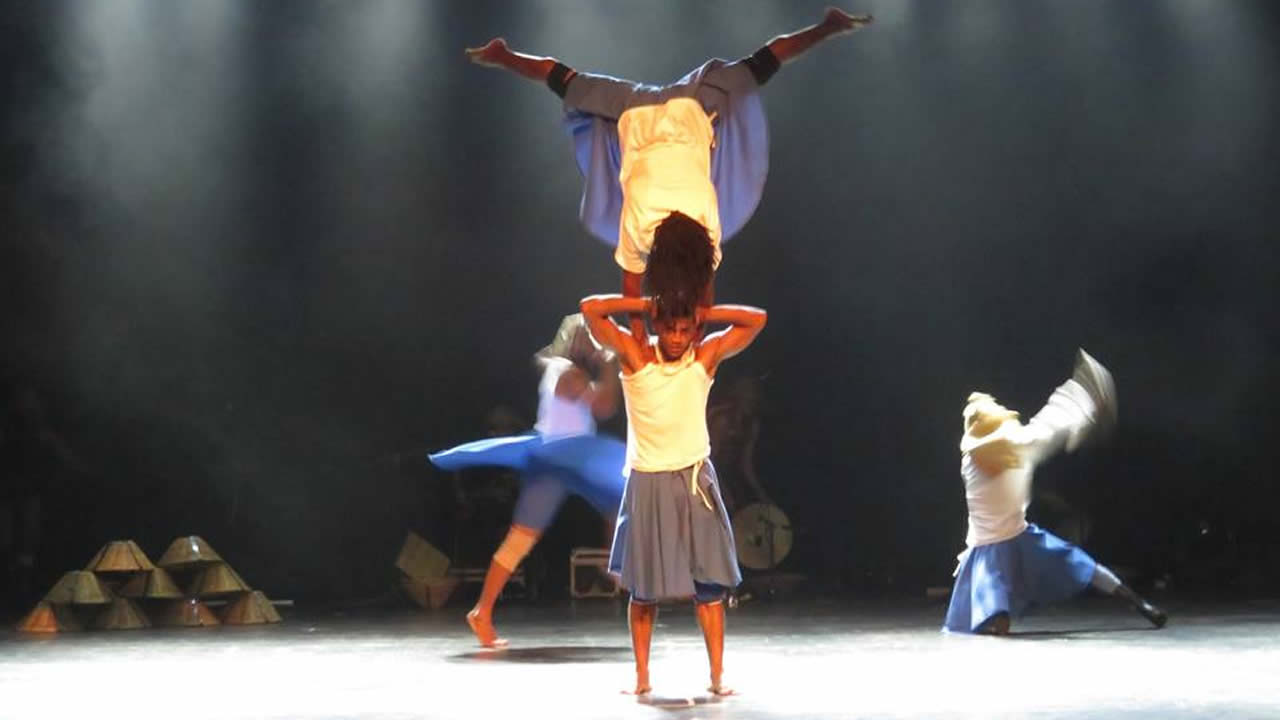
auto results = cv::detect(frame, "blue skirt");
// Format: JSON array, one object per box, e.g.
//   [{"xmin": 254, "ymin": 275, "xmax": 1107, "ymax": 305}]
[
  {"xmin": 428, "ymin": 434, "xmax": 626, "ymax": 532},
  {"xmin": 943, "ymin": 524, "xmax": 1098, "ymax": 633},
  {"xmin": 608, "ymin": 459, "xmax": 742, "ymax": 601}
]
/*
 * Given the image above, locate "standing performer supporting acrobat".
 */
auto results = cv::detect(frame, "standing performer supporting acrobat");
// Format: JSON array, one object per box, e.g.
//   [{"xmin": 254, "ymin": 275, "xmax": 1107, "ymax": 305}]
[
  {"xmin": 944, "ymin": 349, "xmax": 1168, "ymax": 635},
  {"xmin": 429, "ymin": 315, "xmax": 626, "ymax": 647},
  {"xmin": 580, "ymin": 287, "xmax": 766, "ymax": 697},
  {"xmin": 466, "ymin": 8, "xmax": 873, "ymax": 331}
]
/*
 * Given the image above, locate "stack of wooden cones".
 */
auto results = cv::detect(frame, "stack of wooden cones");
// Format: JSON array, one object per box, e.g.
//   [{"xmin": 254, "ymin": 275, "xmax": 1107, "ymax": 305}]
[
  {"xmin": 156, "ymin": 535, "xmax": 282, "ymax": 627},
  {"xmin": 16, "ymin": 570, "xmax": 112, "ymax": 633},
  {"xmin": 85, "ymin": 540, "xmax": 157, "ymax": 630},
  {"xmin": 14, "ymin": 535, "xmax": 283, "ymax": 632}
]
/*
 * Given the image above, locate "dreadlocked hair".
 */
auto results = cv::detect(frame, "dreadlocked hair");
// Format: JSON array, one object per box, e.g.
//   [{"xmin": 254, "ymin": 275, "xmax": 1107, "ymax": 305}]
[
  {"xmin": 652, "ymin": 288, "xmax": 699, "ymax": 324},
  {"xmin": 645, "ymin": 211, "xmax": 714, "ymax": 319}
]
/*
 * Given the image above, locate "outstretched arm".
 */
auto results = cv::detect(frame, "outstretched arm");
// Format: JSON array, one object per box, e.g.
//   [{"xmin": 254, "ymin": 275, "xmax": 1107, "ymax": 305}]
[
  {"xmin": 695, "ymin": 304, "xmax": 767, "ymax": 374},
  {"xmin": 621, "ymin": 270, "xmax": 652, "ymax": 363},
  {"xmin": 579, "ymin": 294, "xmax": 651, "ymax": 375},
  {"xmin": 465, "ymin": 38, "xmax": 576, "ymax": 87},
  {"xmin": 765, "ymin": 8, "xmax": 873, "ymax": 65}
]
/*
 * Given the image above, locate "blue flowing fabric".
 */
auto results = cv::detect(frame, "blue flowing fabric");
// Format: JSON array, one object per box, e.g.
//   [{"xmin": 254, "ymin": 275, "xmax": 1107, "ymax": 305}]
[
  {"xmin": 428, "ymin": 433, "xmax": 626, "ymax": 529},
  {"xmin": 943, "ymin": 524, "xmax": 1098, "ymax": 633}
]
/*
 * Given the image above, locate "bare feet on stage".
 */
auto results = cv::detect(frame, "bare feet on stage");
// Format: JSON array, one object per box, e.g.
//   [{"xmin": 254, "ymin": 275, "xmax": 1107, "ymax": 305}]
[
  {"xmin": 708, "ymin": 683, "xmax": 737, "ymax": 697},
  {"xmin": 622, "ymin": 681, "xmax": 652, "ymax": 697},
  {"xmin": 466, "ymin": 608, "xmax": 508, "ymax": 648}
]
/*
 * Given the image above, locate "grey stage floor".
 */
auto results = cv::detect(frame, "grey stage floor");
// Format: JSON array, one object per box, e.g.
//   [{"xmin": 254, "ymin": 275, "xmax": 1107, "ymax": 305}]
[{"xmin": 2, "ymin": 598, "xmax": 1278, "ymax": 719}]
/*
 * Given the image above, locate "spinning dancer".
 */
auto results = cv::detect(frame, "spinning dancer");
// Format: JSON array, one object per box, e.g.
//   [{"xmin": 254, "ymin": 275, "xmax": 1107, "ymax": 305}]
[
  {"xmin": 467, "ymin": 9, "xmax": 872, "ymax": 337},
  {"xmin": 580, "ymin": 281, "xmax": 766, "ymax": 696},
  {"xmin": 429, "ymin": 315, "xmax": 625, "ymax": 647},
  {"xmin": 944, "ymin": 349, "xmax": 1168, "ymax": 635}
]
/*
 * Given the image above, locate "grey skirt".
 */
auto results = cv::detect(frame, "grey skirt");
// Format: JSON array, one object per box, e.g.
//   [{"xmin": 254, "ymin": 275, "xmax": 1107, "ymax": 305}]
[{"xmin": 608, "ymin": 459, "xmax": 742, "ymax": 600}]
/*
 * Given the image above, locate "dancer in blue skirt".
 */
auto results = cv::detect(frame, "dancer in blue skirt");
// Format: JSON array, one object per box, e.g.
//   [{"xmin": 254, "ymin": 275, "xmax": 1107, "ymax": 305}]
[
  {"xmin": 429, "ymin": 315, "xmax": 625, "ymax": 647},
  {"xmin": 466, "ymin": 8, "xmax": 872, "ymax": 334},
  {"xmin": 580, "ymin": 261, "xmax": 766, "ymax": 696},
  {"xmin": 944, "ymin": 349, "xmax": 1167, "ymax": 635}
]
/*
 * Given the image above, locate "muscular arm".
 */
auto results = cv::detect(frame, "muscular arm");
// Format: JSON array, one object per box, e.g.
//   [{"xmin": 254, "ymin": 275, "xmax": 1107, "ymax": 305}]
[
  {"xmin": 465, "ymin": 38, "xmax": 571, "ymax": 84},
  {"xmin": 622, "ymin": 270, "xmax": 652, "ymax": 363},
  {"xmin": 695, "ymin": 304, "xmax": 768, "ymax": 374},
  {"xmin": 579, "ymin": 294, "xmax": 651, "ymax": 374},
  {"xmin": 765, "ymin": 8, "xmax": 873, "ymax": 65}
]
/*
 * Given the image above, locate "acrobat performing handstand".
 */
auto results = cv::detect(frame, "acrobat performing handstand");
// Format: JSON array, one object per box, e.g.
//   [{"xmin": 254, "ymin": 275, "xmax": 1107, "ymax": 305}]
[
  {"xmin": 944, "ymin": 349, "xmax": 1168, "ymax": 635},
  {"xmin": 466, "ymin": 9, "xmax": 872, "ymax": 332}
]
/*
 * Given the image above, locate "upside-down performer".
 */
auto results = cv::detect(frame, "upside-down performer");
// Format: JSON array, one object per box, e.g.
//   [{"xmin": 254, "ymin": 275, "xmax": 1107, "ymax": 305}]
[
  {"xmin": 429, "ymin": 315, "xmax": 625, "ymax": 647},
  {"xmin": 944, "ymin": 349, "xmax": 1168, "ymax": 635},
  {"xmin": 466, "ymin": 8, "xmax": 873, "ymax": 334}
]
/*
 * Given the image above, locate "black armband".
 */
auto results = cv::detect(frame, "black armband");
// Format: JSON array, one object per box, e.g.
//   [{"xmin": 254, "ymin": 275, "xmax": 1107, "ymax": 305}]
[
  {"xmin": 547, "ymin": 61, "xmax": 576, "ymax": 98},
  {"xmin": 742, "ymin": 46, "xmax": 781, "ymax": 86}
]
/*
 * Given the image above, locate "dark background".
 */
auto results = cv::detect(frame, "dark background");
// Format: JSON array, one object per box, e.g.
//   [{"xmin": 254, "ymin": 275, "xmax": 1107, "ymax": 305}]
[{"xmin": 3, "ymin": 0, "xmax": 1277, "ymax": 610}]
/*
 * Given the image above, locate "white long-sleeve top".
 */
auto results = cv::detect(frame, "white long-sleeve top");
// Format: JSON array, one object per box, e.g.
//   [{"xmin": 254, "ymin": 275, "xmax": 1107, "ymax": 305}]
[
  {"xmin": 534, "ymin": 357, "xmax": 596, "ymax": 440},
  {"xmin": 960, "ymin": 379, "xmax": 1099, "ymax": 548}
]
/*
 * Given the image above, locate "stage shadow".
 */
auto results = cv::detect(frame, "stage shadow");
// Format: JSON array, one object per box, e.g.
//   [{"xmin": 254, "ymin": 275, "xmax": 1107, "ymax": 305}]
[
  {"xmin": 1006, "ymin": 626, "xmax": 1163, "ymax": 640},
  {"xmin": 449, "ymin": 645, "xmax": 632, "ymax": 664},
  {"xmin": 637, "ymin": 694, "xmax": 725, "ymax": 712}
]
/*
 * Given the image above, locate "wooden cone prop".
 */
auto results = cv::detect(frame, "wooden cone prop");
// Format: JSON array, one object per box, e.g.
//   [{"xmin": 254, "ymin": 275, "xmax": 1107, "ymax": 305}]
[
  {"xmin": 395, "ymin": 531, "xmax": 449, "ymax": 581},
  {"xmin": 119, "ymin": 568, "xmax": 184, "ymax": 599},
  {"xmin": 17, "ymin": 602, "xmax": 84, "ymax": 633},
  {"xmin": 94, "ymin": 597, "xmax": 151, "ymax": 630},
  {"xmin": 157, "ymin": 535, "xmax": 223, "ymax": 569},
  {"xmin": 187, "ymin": 562, "xmax": 250, "ymax": 597},
  {"xmin": 220, "ymin": 591, "xmax": 282, "ymax": 625},
  {"xmin": 85, "ymin": 540, "xmax": 156, "ymax": 572},
  {"xmin": 43, "ymin": 570, "xmax": 113, "ymax": 605},
  {"xmin": 160, "ymin": 598, "xmax": 220, "ymax": 627}
]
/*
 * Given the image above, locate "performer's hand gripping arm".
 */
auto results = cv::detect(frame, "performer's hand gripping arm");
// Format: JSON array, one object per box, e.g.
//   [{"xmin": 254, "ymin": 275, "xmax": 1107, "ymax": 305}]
[
  {"xmin": 579, "ymin": 294, "xmax": 652, "ymax": 375},
  {"xmin": 695, "ymin": 304, "xmax": 768, "ymax": 374}
]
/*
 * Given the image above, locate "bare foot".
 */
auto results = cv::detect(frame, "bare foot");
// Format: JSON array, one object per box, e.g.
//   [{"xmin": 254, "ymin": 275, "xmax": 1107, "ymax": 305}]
[
  {"xmin": 465, "ymin": 608, "xmax": 508, "ymax": 648},
  {"xmin": 464, "ymin": 38, "xmax": 510, "ymax": 68},
  {"xmin": 708, "ymin": 679, "xmax": 736, "ymax": 697},
  {"xmin": 823, "ymin": 8, "xmax": 874, "ymax": 34},
  {"xmin": 621, "ymin": 672, "xmax": 651, "ymax": 696},
  {"xmin": 622, "ymin": 685, "xmax": 652, "ymax": 696}
]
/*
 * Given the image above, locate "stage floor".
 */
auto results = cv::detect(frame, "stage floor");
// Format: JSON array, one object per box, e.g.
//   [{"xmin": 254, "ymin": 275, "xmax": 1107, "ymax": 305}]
[{"xmin": 3, "ymin": 598, "xmax": 1278, "ymax": 719}]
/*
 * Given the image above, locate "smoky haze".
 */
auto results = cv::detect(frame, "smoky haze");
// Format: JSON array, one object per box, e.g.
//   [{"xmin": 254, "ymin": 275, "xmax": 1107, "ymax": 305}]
[{"xmin": 3, "ymin": 0, "xmax": 1278, "ymax": 602}]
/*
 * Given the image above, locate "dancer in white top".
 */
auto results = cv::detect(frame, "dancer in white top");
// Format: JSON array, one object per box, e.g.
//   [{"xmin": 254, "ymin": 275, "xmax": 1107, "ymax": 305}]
[
  {"xmin": 429, "ymin": 315, "xmax": 625, "ymax": 647},
  {"xmin": 581, "ymin": 285, "xmax": 765, "ymax": 697},
  {"xmin": 944, "ymin": 349, "xmax": 1167, "ymax": 634}
]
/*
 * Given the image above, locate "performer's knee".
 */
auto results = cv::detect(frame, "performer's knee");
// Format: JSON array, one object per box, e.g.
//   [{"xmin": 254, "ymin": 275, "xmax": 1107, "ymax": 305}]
[
  {"xmin": 630, "ymin": 594, "xmax": 657, "ymax": 606},
  {"xmin": 694, "ymin": 581, "xmax": 727, "ymax": 605},
  {"xmin": 492, "ymin": 526, "xmax": 539, "ymax": 571}
]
